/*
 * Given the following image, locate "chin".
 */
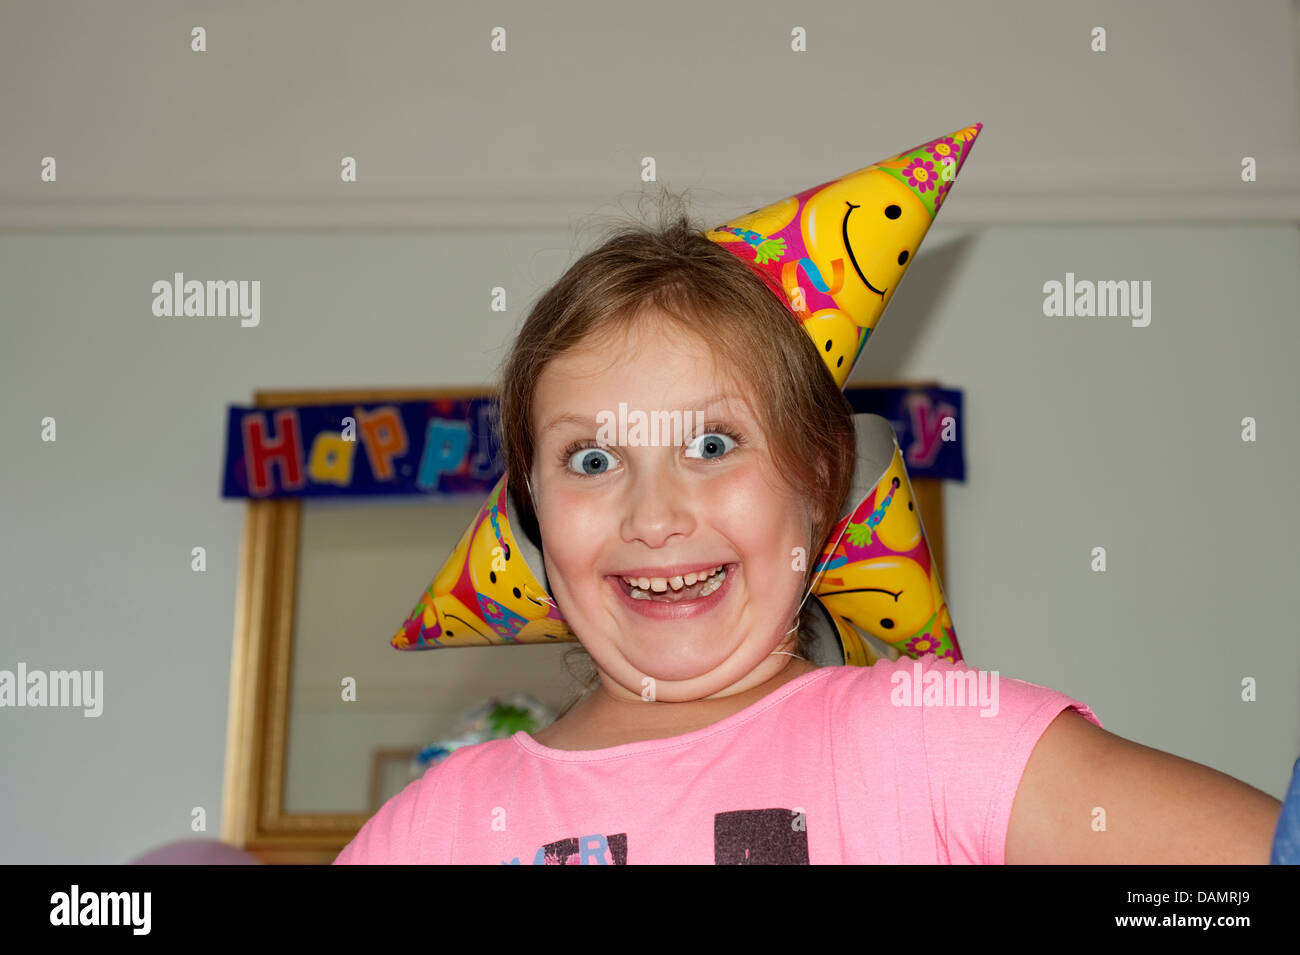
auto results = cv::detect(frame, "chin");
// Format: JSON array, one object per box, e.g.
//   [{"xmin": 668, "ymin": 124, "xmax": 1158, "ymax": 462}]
[{"xmin": 625, "ymin": 642, "xmax": 750, "ymax": 688}]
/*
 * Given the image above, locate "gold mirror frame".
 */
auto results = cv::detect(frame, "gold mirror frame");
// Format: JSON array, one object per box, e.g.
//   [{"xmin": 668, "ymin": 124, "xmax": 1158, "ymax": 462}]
[{"xmin": 220, "ymin": 383, "xmax": 948, "ymax": 864}]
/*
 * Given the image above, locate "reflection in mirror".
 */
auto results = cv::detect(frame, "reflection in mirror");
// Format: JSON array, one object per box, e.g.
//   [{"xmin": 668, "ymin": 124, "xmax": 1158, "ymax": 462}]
[{"xmin": 284, "ymin": 496, "xmax": 578, "ymax": 813}]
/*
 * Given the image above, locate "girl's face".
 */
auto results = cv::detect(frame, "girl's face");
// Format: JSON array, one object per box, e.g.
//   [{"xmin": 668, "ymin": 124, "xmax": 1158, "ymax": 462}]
[{"xmin": 529, "ymin": 310, "xmax": 815, "ymax": 703}]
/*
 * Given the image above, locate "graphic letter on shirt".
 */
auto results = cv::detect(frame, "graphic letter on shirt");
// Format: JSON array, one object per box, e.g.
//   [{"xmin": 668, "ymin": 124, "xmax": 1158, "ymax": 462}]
[
  {"xmin": 714, "ymin": 808, "xmax": 810, "ymax": 865},
  {"xmin": 502, "ymin": 832, "xmax": 629, "ymax": 865},
  {"xmin": 499, "ymin": 807, "xmax": 809, "ymax": 864}
]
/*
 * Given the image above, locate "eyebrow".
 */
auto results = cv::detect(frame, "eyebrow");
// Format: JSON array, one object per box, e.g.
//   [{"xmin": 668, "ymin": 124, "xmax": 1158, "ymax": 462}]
[{"xmin": 539, "ymin": 394, "xmax": 749, "ymax": 437}]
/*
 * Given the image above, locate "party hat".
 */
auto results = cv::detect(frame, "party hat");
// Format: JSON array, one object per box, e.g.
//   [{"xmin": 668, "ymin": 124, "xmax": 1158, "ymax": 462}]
[
  {"xmin": 393, "ymin": 125, "xmax": 979, "ymax": 664},
  {"xmin": 706, "ymin": 123, "xmax": 982, "ymax": 389},
  {"xmin": 392, "ymin": 475, "xmax": 571, "ymax": 649},
  {"xmin": 805, "ymin": 414, "xmax": 962, "ymax": 664}
]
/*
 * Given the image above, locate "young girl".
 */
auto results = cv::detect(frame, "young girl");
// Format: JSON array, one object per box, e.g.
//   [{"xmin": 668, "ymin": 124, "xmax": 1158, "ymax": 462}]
[{"xmin": 335, "ymin": 205, "xmax": 1282, "ymax": 865}]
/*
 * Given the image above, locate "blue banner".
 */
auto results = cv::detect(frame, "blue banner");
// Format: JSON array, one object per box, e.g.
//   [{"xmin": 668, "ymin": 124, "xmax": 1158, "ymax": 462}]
[{"xmin": 220, "ymin": 386, "xmax": 963, "ymax": 500}]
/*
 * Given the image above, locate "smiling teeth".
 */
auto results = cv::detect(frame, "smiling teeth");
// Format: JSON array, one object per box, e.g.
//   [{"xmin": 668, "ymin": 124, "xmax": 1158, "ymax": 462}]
[
  {"xmin": 696, "ymin": 571, "xmax": 726, "ymax": 597},
  {"xmin": 624, "ymin": 565, "xmax": 727, "ymax": 600},
  {"xmin": 622, "ymin": 566, "xmax": 723, "ymax": 591}
]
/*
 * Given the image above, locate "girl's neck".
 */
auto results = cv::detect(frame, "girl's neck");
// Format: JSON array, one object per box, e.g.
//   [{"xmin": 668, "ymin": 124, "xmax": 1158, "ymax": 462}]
[{"xmin": 532, "ymin": 657, "xmax": 820, "ymax": 751}]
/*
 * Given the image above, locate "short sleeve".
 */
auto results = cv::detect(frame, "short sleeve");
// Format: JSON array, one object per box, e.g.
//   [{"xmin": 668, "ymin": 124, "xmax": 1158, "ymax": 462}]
[
  {"xmin": 333, "ymin": 771, "xmax": 434, "ymax": 865},
  {"xmin": 917, "ymin": 658, "xmax": 1102, "ymax": 865}
]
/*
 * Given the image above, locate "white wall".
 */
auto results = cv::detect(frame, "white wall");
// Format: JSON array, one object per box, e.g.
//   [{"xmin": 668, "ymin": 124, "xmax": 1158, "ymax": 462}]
[{"xmin": 1, "ymin": 0, "xmax": 1298, "ymax": 863}]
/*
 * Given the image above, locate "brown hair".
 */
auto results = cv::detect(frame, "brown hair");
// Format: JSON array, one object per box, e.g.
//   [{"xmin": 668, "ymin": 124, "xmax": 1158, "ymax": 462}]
[{"xmin": 495, "ymin": 188, "xmax": 857, "ymax": 698}]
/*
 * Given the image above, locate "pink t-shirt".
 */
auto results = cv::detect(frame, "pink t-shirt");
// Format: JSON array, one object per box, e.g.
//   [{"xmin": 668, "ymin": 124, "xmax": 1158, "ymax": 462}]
[{"xmin": 334, "ymin": 656, "xmax": 1101, "ymax": 864}]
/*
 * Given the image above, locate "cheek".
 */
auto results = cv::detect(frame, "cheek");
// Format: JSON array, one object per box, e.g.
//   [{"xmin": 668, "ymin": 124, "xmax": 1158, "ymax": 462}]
[
  {"xmin": 538, "ymin": 471, "xmax": 808, "ymax": 576},
  {"xmin": 717, "ymin": 466, "xmax": 804, "ymax": 523},
  {"xmin": 709, "ymin": 477, "xmax": 809, "ymax": 568},
  {"xmin": 547, "ymin": 486, "xmax": 603, "ymax": 529},
  {"xmin": 537, "ymin": 488, "xmax": 607, "ymax": 569}
]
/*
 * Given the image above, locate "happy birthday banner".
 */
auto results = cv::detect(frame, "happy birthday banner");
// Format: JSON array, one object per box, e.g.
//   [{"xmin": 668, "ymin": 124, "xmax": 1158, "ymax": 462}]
[{"xmin": 220, "ymin": 386, "xmax": 964, "ymax": 500}]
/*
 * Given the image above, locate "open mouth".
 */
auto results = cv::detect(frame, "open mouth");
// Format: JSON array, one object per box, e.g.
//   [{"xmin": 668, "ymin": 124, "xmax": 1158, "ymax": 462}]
[{"xmin": 612, "ymin": 563, "xmax": 738, "ymax": 604}]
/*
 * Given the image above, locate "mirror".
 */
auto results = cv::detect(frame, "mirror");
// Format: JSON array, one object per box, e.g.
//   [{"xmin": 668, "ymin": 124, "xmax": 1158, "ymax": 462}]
[{"xmin": 283, "ymin": 495, "xmax": 578, "ymax": 814}]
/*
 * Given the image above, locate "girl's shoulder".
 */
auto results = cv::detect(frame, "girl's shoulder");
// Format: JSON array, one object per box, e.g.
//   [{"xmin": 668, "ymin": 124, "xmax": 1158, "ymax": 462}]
[{"xmin": 808, "ymin": 655, "xmax": 1097, "ymax": 731}]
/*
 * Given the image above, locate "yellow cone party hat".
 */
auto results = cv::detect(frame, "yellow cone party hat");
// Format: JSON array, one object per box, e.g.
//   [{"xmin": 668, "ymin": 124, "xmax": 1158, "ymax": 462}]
[
  {"xmin": 708, "ymin": 123, "xmax": 982, "ymax": 388},
  {"xmin": 807, "ymin": 415, "xmax": 962, "ymax": 665},
  {"xmin": 392, "ymin": 124, "xmax": 980, "ymax": 664},
  {"xmin": 392, "ymin": 475, "xmax": 572, "ymax": 649}
]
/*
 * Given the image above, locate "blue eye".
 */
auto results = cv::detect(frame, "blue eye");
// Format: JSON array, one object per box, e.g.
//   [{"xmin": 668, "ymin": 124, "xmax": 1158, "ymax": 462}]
[
  {"xmin": 558, "ymin": 425, "xmax": 746, "ymax": 480},
  {"xmin": 567, "ymin": 445, "xmax": 616, "ymax": 477},
  {"xmin": 684, "ymin": 431, "xmax": 738, "ymax": 460}
]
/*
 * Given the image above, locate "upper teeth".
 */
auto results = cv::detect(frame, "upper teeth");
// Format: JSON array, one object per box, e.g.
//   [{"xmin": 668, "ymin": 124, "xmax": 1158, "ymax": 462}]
[{"xmin": 621, "ymin": 565, "xmax": 725, "ymax": 591}]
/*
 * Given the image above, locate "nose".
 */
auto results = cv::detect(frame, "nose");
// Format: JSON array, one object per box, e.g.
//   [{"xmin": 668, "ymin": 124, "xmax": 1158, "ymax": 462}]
[{"xmin": 618, "ymin": 452, "xmax": 697, "ymax": 548}]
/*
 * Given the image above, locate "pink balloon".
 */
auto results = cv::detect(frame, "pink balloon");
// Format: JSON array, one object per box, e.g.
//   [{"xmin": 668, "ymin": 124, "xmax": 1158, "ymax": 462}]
[{"xmin": 128, "ymin": 839, "xmax": 262, "ymax": 865}]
